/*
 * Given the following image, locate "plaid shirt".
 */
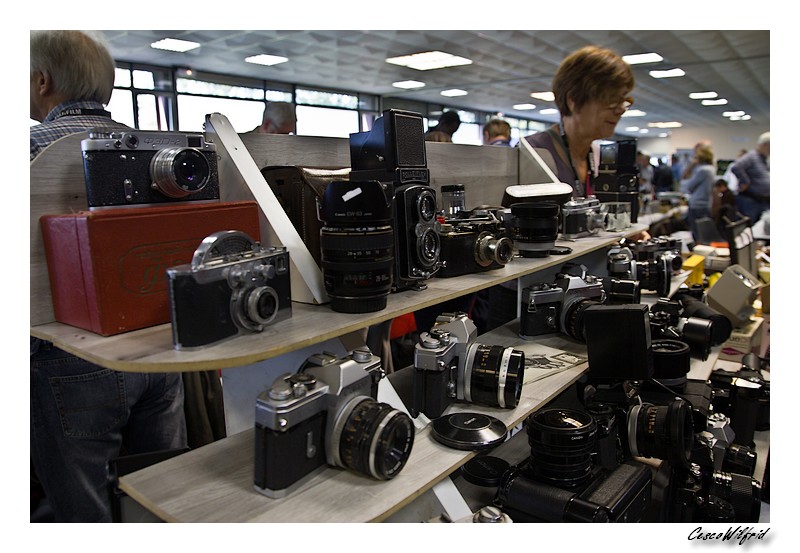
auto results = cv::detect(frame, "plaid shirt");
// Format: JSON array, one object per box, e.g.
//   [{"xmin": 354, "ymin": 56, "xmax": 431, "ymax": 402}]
[{"xmin": 30, "ymin": 100, "xmax": 127, "ymax": 161}]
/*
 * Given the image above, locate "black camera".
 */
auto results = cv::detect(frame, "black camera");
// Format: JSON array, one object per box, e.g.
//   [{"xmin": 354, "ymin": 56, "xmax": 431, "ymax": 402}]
[
  {"xmin": 494, "ymin": 408, "xmax": 653, "ymax": 523},
  {"xmin": 709, "ymin": 361, "xmax": 770, "ymax": 447},
  {"xmin": 317, "ymin": 180, "xmax": 395, "ymax": 313},
  {"xmin": 412, "ymin": 312, "xmax": 525, "ymax": 419},
  {"xmin": 561, "ymin": 196, "xmax": 606, "ymax": 239},
  {"xmin": 607, "ymin": 237, "xmax": 683, "ymax": 297},
  {"xmin": 349, "ymin": 109, "xmax": 442, "ymax": 291},
  {"xmin": 437, "ymin": 208, "xmax": 514, "ymax": 278},
  {"xmin": 504, "ymin": 202, "xmax": 560, "ymax": 258},
  {"xmin": 81, "ymin": 129, "xmax": 219, "ymax": 209},
  {"xmin": 649, "ymin": 299, "xmax": 714, "ymax": 360},
  {"xmin": 166, "ymin": 230, "xmax": 291, "ymax": 350},
  {"xmin": 253, "ymin": 347, "xmax": 415, "ymax": 498},
  {"xmin": 592, "ymin": 139, "xmax": 639, "ymax": 193}
]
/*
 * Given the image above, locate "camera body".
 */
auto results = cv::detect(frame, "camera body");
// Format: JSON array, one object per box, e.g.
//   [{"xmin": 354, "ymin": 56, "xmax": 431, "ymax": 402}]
[
  {"xmin": 349, "ymin": 109, "xmax": 442, "ymax": 291},
  {"xmin": 81, "ymin": 129, "xmax": 219, "ymax": 208},
  {"xmin": 437, "ymin": 208, "xmax": 514, "ymax": 278},
  {"xmin": 254, "ymin": 348, "xmax": 414, "ymax": 498},
  {"xmin": 412, "ymin": 312, "xmax": 525, "ymax": 419},
  {"xmin": 561, "ymin": 196, "xmax": 606, "ymax": 239},
  {"xmin": 167, "ymin": 230, "xmax": 291, "ymax": 350},
  {"xmin": 607, "ymin": 237, "xmax": 683, "ymax": 297},
  {"xmin": 519, "ymin": 266, "xmax": 605, "ymax": 342},
  {"xmin": 592, "ymin": 139, "xmax": 639, "ymax": 193},
  {"xmin": 649, "ymin": 299, "xmax": 714, "ymax": 360}
]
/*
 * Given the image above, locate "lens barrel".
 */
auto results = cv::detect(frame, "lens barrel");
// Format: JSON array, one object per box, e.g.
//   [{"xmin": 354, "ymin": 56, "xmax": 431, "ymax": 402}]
[
  {"xmin": 508, "ymin": 202, "xmax": 560, "ymax": 258},
  {"xmin": 526, "ymin": 408, "xmax": 598, "ymax": 488},
  {"xmin": 627, "ymin": 400, "xmax": 693, "ymax": 468},
  {"xmin": 463, "ymin": 343, "xmax": 525, "ymax": 409},
  {"xmin": 150, "ymin": 147, "xmax": 211, "ymax": 198}
]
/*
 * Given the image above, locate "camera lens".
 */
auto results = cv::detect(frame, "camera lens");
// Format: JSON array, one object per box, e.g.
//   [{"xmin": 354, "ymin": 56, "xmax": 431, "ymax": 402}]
[
  {"xmin": 150, "ymin": 147, "xmax": 211, "ymax": 198},
  {"xmin": 244, "ymin": 286, "xmax": 279, "ymax": 326},
  {"xmin": 709, "ymin": 471, "xmax": 762, "ymax": 522},
  {"xmin": 602, "ymin": 277, "xmax": 641, "ymax": 304},
  {"xmin": 462, "ymin": 343, "xmax": 525, "ymax": 409},
  {"xmin": 417, "ymin": 227, "xmax": 441, "ymax": 268},
  {"xmin": 474, "ymin": 232, "xmax": 514, "ymax": 267},
  {"xmin": 331, "ymin": 396, "xmax": 415, "ymax": 481},
  {"xmin": 627, "ymin": 400, "xmax": 693, "ymax": 468},
  {"xmin": 635, "ymin": 259, "xmax": 671, "ymax": 297},
  {"xmin": 562, "ymin": 298, "xmax": 602, "ymax": 342},
  {"xmin": 508, "ymin": 202, "xmax": 560, "ymax": 258},
  {"xmin": 417, "ymin": 189, "xmax": 437, "ymax": 222},
  {"xmin": 526, "ymin": 408, "xmax": 597, "ymax": 488},
  {"xmin": 652, "ymin": 339, "xmax": 691, "ymax": 387}
]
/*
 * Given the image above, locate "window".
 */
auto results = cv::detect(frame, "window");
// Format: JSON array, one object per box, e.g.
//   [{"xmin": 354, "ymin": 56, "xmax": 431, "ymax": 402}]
[
  {"xmin": 296, "ymin": 105, "xmax": 359, "ymax": 138},
  {"xmin": 177, "ymin": 95, "xmax": 264, "ymax": 133}
]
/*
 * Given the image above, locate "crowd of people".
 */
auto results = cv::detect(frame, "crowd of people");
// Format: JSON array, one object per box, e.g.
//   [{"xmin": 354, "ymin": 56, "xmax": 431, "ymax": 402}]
[{"xmin": 30, "ymin": 31, "xmax": 770, "ymax": 523}]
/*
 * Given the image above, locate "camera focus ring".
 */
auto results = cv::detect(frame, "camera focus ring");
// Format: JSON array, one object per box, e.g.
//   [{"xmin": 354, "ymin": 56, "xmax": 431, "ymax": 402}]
[{"xmin": 150, "ymin": 147, "xmax": 211, "ymax": 198}]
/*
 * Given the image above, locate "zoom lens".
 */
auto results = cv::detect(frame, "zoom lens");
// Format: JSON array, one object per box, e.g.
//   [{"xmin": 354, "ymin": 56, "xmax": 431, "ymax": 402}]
[
  {"xmin": 709, "ymin": 471, "xmax": 762, "ymax": 522},
  {"xmin": 150, "ymin": 147, "xmax": 211, "ymax": 197},
  {"xmin": 526, "ymin": 408, "xmax": 597, "ymax": 488},
  {"xmin": 627, "ymin": 400, "xmax": 693, "ymax": 468},
  {"xmin": 462, "ymin": 343, "xmax": 525, "ymax": 409},
  {"xmin": 331, "ymin": 396, "xmax": 415, "ymax": 480},
  {"xmin": 508, "ymin": 202, "xmax": 560, "ymax": 258}
]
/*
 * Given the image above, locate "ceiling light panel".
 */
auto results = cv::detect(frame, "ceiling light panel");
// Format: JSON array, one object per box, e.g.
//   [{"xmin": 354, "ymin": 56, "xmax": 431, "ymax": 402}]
[
  {"xmin": 392, "ymin": 80, "xmax": 426, "ymax": 89},
  {"xmin": 689, "ymin": 91, "xmax": 718, "ymax": 99},
  {"xmin": 622, "ymin": 52, "xmax": 663, "ymax": 64},
  {"xmin": 649, "ymin": 68, "xmax": 686, "ymax": 79},
  {"xmin": 530, "ymin": 91, "xmax": 555, "ymax": 101},
  {"xmin": 245, "ymin": 54, "xmax": 289, "ymax": 66},
  {"xmin": 150, "ymin": 38, "xmax": 200, "ymax": 53},
  {"xmin": 386, "ymin": 51, "xmax": 472, "ymax": 71},
  {"xmin": 441, "ymin": 89, "xmax": 468, "ymax": 97},
  {"xmin": 701, "ymin": 99, "xmax": 728, "ymax": 106},
  {"xmin": 512, "ymin": 103, "xmax": 536, "ymax": 110}
]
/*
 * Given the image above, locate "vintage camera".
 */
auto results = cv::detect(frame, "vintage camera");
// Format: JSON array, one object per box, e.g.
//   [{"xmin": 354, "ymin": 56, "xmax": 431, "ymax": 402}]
[
  {"xmin": 607, "ymin": 237, "xmax": 682, "ymax": 297},
  {"xmin": 709, "ymin": 362, "xmax": 770, "ymax": 446},
  {"xmin": 672, "ymin": 288, "xmax": 733, "ymax": 346},
  {"xmin": 81, "ymin": 129, "xmax": 219, "ymax": 209},
  {"xmin": 561, "ymin": 196, "xmax": 606, "ymax": 239},
  {"xmin": 591, "ymin": 139, "xmax": 639, "ymax": 193},
  {"xmin": 167, "ymin": 230, "xmax": 291, "ymax": 350},
  {"xmin": 412, "ymin": 312, "xmax": 525, "ymax": 419},
  {"xmin": 317, "ymin": 179, "xmax": 395, "ymax": 313},
  {"xmin": 437, "ymin": 208, "xmax": 514, "ymax": 278},
  {"xmin": 519, "ymin": 265, "xmax": 607, "ymax": 343},
  {"xmin": 649, "ymin": 299, "xmax": 714, "ymax": 360},
  {"xmin": 504, "ymin": 202, "xmax": 561, "ymax": 258},
  {"xmin": 494, "ymin": 408, "xmax": 653, "ymax": 523},
  {"xmin": 254, "ymin": 347, "xmax": 415, "ymax": 498},
  {"xmin": 349, "ymin": 109, "xmax": 442, "ymax": 291}
]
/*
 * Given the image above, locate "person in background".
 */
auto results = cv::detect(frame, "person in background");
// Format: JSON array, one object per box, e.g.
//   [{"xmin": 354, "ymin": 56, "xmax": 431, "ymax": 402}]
[
  {"xmin": 653, "ymin": 158, "xmax": 674, "ymax": 194},
  {"xmin": 483, "ymin": 118, "xmax": 512, "ymax": 146},
  {"xmin": 252, "ymin": 101, "xmax": 296, "ymax": 134},
  {"xmin": 711, "ymin": 178, "xmax": 738, "ymax": 229},
  {"xmin": 637, "ymin": 151, "xmax": 655, "ymax": 200},
  {"xmin": 425, "ymin": 110, "xmax": 461, "ymax": 142},
  {"xmin": 670, "ymin": 153, "xmax": 683, "ymax": 185},
  {"xmin": 30, "ymin": 30, "xmax": 187, "ymax": 522},
  {"xmin": 523, "ymin": 45, "xmax": 634, "ymax": 198},
  {"xmin": 731, "ymin": 132, "xmax": 770, "ymax": 226},
  {"xmin": 680, "ymin": 143, "xmax": 716, "ymax": 243}
]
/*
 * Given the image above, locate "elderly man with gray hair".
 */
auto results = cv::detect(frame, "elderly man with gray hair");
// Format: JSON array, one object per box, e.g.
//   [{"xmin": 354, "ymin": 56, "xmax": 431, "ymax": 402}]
[
  {"xmin": 254, "ymin": 101, "xmax": 297, "ymax": 134},
  {"xmin": 731, "ymin": 131, "xmax": 770, "ymax": 226}
]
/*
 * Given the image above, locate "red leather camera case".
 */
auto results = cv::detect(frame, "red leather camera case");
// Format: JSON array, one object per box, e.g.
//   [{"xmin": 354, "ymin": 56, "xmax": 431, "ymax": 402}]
[{"xmin": 40, "ymin": 201, "xmax": 261, "ymax": 336}]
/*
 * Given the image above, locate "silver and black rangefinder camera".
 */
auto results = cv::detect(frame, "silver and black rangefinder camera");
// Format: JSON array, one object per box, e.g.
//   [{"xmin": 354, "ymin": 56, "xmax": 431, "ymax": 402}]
[
  {"xmin": 81, "ymin": 129, "xmax": 219, "ymax": 208},
  {"xmin": 412, "ymin": 312, "xmax": 525, "ymax": 420},
  {"xmin": 254, "ymin": 347, "xmax": 415, "ymax": 498},
  {"xmin": 561, "ymin": 196, "xmax": 606, "ymax": 239},
  {"xmin": 167, "ymin": 230, "xmax": 291, "ymax": 350}
]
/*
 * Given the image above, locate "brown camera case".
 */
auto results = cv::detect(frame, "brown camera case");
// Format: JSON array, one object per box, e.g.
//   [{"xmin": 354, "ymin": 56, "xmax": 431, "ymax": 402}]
[{"xmin": 40, "ymin": 201, "xmax": 261, "ymax": 336}]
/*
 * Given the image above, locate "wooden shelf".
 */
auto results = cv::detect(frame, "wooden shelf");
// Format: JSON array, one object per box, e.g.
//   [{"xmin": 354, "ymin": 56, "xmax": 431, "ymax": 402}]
[{"xmin": 30, "ymin": 226, "xmax": 646, "ymax": 373}]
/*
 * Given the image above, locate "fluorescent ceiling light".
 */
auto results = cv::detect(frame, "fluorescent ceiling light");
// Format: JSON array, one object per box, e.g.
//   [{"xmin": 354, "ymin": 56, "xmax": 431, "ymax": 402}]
[
  {"xmin": 512, "ymin": 103, "xmax": 536, "ymax": 110},
  {"xmin": 245, "ymin": 54, "xmax": 288, "ymax": 66},
  {"xmin": 622, "ymin": 52, "xmax": 663, "ymax": 64},
  {"xmin": 723, "ymin": 111, "xmax": 746, "ymax": 117},
  {"xmin": 150, "ymin": 38, "xmax": 200, "ymax": 53},
  {"xmin": 649, "ymin": 68, "xmax": 685, "ymax": 78},
  {"xmin": 689, "ymin": 91, "xmax": 718, "ymax": 99},
  {"xmin": 386, "ymin": 51, "xmax": 472, "ymax": 71},
  {"xmin": 530, "ymin": 91, "xmax": 555, "ymax": 101},
  {"xmin": 392, "ymin": 80, "xmax": 426, "ymax": 89},
  {"xmin": 741, "ymin": 114, "xmax": 752, "ymax": 120},
  {"xmin": 539, "ymin": 108, "xmax": 559, "ymax": 115},
  {"xmin": 639, "ymin": 129, "xmax": 650, "ymax": 134},
  {"xmin": 625, "ymin": 127, "xmax": 640, "ymax": 132},
  {"xmin": 622, "ymin": 110, "xmax": 646, "ymax": 118},
  {"xmin": 441, "ymin": 89, "xmax": 468, "ymax": 97},
  {"xmin": 701, "ymin": 99, "xmax": 728, "ymax": 106},
  {"xmin": 648, "ymin": 121, "xmax": 683, "ymax": 128}
]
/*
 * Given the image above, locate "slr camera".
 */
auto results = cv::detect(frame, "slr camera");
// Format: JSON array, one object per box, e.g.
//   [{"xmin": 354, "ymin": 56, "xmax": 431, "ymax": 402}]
[
  {"xmin": 709, "ymin": 356, "xmax": 770, "ymax": 448},
  {"xmin": 437, "ymin": 208, "xmax": 514, "ymax": 278},
  {"xmin": 607, "ymin": 237, "xmax": 683, "ymax": 297},
  {"xmin": 649, "ymin": 299, "xmax": 714, "ymax": 360},
  {"xmin": 561, "ymin": 196, "xmax": 606, "ymax": 239},
  {"xmin": 349, "ymin": 109, "xmax": 442, "ymax": 291},
  {"xmin": 254, "ymin": 347, "xmax": 415, "ymax": 498},
  {"xmin": 412, "ymin": 312, "xmax": 525, "ymax": 419},
  {"xmin": 167, "ymin": 230, "xmax": 291, "ymax": 350},
  {"xmin": 592, "ymin": 139, "xmax": 639, "ymax": 193},
  {"xmin": 494, "ymin": 407, "xmax": 653, "ymax": 523},
  {"xmin": 81, "ymin": 129, "xmax": 219, "ymax": 209}
]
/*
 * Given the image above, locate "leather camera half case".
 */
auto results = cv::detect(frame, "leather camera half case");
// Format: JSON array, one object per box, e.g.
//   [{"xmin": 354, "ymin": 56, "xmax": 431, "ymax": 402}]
[{"xmin": 40, "ymin": 201, "xmax": 261, "ymax": 336}]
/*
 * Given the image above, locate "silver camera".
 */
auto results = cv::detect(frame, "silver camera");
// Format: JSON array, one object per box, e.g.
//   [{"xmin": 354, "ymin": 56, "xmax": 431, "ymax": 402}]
[
  {"xmin": 81, "ymin": 129, "xmax": 219, "ymax": 208},
  {"xmin": 561, "ymin": 196, "xmax": 606, "ymax": 239},
  {"xmin": 254, "ymin": 347, "xmax": 415, "ymax": 498}
]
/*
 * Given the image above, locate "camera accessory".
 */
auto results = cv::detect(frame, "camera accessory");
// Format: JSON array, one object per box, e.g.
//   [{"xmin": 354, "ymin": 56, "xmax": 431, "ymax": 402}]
[
  {"xmin": 506, "ymin": 202, "xmax": 560, "ymax": 258},
  {"xmin": 526, "ymin": 408, "xmax": 597, "ymax": 488},
  {"xmin": 561, "ymin": 196, "xmax": 606, "ymax": 239},
  {"xmin": 501, "ymin": 182, "xmax": 573, "ymax": 209},
  {"xmin": 601, "ymin": 277, "xmax": 641, "ymax": 304},
  {"xmin": 167, "ymin": 230, "xmax": 291, "ymax": 350},
  {"xmin": 254, "ymin": 348, "xmax": 414, "ymax": 498},
  {"xmin": 81, "ymin": 129, "xmax": 220, "ymax": 209},
  {"xmin": 317, "ymin": 179, "xmax": 394, "ymax": 313},
  {"xmin": 584, "ymin": 304, "xmax": 654, "ymax": 381},
  {"xmin": 626, "ymin": 399, "xmax": 693, "ymax": 468},
  {"xmin": 440, "ymin": 184, "xmax": 466, "ymax": 216},
  {"xmin": 651, "ymin": 339, "xmax": 691, "ymax": 387},
  {"xmin": 412, "ymin": 313, "xmax": 525, "ymax": 419},
  {"xmin": 437, "ymin": 208, "xmax": 513, "ymax": 278},
  {"xmin": 708, "ymin": 471, "xmax": 762, "ymax": 522},
  {"xmin": 706, "ymin": 264, "xmax": 763, "ymax": 327},
  {"xmin": 431, "ymin": 412, "xmax": 508, "ymax": 451},
  {"xmin": 461, "ymin": 456, "xmax": 511, "ymax": 487}
]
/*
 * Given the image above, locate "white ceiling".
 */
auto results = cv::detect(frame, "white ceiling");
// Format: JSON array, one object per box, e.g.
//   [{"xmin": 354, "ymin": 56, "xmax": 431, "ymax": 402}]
[{"xmin": 100, "ymin": 30, "xmax": 769, "ymax": 135}]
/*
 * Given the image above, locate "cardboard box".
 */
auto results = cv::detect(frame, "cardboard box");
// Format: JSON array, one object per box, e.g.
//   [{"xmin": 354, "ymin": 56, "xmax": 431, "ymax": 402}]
[
  {"xmin": 40, "ymin": 201, "xmax": 261, "ymax": 336},
  {"xmin": 718, "ymin": 316, "xmax": 764, "ymax": 363}
]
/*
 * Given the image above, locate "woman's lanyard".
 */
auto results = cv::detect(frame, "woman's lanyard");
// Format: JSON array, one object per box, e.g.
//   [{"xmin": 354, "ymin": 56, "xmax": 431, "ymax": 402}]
[{"xmin": 559, "ymin": 122, "xmax": 594, "ymax": 197}]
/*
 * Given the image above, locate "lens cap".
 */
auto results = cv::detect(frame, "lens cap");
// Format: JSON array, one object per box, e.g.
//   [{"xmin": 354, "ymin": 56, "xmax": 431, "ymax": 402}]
[
  {"xmin": 549, "ymin": 246, "xmax": 573, "ymax": 255},
  {"xmin": 431, "ymin": 412, "xmax": 507, "ymax": 451},
  {"xmin": 461, "ymin": 456, "xmax": 511, "ymax": 487}
]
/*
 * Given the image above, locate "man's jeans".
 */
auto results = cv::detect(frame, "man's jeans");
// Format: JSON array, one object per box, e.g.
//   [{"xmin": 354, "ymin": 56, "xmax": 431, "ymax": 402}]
[
  {"xmin": 735, "ymin": 194, "xmax": 769, "ymax": 228},
  {"xmin": 31, "ymin": 340, "xmax": 187, "ymax": 522}
]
